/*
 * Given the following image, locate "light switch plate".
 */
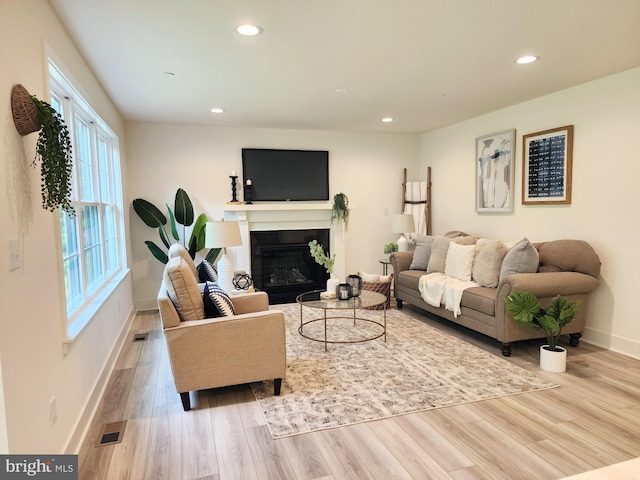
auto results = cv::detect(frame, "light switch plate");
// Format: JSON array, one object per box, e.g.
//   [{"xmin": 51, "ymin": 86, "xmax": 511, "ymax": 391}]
[{"xmin": 8, "ymin": 238, "xmax": 20, "ymax": 271}]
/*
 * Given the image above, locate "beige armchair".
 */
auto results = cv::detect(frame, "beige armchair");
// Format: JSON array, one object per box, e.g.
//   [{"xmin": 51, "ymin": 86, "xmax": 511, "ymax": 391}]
[{"xmin": 158, "ymin": 255, "xmax": 286, "ymax": 410}]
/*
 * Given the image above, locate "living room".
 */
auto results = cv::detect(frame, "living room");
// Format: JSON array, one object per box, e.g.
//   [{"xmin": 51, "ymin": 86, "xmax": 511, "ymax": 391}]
[{"xmin": 1, "ymin": 0, "xmax": 639, "ymax": 477}]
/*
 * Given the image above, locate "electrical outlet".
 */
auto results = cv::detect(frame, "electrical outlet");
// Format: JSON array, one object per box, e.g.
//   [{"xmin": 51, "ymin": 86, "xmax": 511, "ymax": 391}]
[
  {"xmin": 49, "ymin": 397, "xmax": 57, "ymax": 426},
  {"xmin": 8, "ymin": 238, "xmax": 20, "ymax": 271}
]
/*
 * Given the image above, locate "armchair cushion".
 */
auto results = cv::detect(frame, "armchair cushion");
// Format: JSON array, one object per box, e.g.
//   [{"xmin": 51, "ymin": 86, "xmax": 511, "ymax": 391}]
[
  {"xmin": 164, "ymin": 256, "xmax": 204, "ymax": 321},
  {"xmin": 203, "ymin": 281, "xmax": 236, "ymax": 318},
  {"xmin": 168, "ymin": 243, "xmax": 198, "ymax": 278}
]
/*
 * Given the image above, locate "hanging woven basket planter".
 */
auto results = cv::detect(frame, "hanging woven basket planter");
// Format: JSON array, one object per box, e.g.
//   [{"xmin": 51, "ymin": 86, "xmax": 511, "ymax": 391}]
[{"xmin": 11, "ymin": 84, "xmax": 41, "ymax": 136}]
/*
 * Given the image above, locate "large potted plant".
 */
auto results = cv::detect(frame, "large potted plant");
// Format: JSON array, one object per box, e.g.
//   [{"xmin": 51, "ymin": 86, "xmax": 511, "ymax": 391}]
[
  {"xmin": 11, "ymin": 84, "xmax": 74, "ymax": 214},
  {"xmin": 505, "ymin": 290, "xmax": 581, "ymax": 372},
  {"xmin": 133, "ymin": 188, "xmax": 219, "ymax": 264}
]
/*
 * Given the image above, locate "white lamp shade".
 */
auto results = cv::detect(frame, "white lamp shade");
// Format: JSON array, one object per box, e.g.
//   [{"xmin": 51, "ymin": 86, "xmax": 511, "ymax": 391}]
[
  {"xmin": 205, "ymin": 221, "xmax": 242, "ymax": 248},
  {"xmin": 391, "ymin": 213, "xmax": 415, "ymax": 234}
]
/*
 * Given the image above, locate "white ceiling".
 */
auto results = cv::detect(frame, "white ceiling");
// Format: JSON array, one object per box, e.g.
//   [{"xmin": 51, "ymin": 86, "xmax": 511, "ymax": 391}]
[{"xmin": 48, "ymin": 0, "xmax": 640, "ymax": 134}]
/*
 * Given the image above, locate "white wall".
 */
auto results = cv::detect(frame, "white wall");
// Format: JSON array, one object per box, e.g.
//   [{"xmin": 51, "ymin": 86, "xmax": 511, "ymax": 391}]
[
  {"xmin": 420, "ymin": 67, "xmax": 640, "ymax": 358},
  {"xmin": 126, "ymin": 123, "xmax": 420, "ymax": 306},
  {"xmin": 0, "ymin": 0, "xmax": 133, "ymax": 453}
]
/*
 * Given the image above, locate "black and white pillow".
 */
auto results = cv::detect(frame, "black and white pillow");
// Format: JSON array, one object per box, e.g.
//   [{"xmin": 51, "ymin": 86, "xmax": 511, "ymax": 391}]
[
  {"xmin": 197, "ymin": 260, "xmax": 218, "ymax": 283},
  {"xmin": 203, "ymin": 281, "xmax": 235, "ymax": 318}
]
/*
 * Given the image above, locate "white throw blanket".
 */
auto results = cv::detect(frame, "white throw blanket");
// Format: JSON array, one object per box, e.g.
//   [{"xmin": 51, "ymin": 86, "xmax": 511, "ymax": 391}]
[
  {"xmin": 404, "ymin": 181, "xmax": 427, "ymax": 236},
  {"xmin": 418, "ymin": 273, "xmax": 479, "ymax": 317}
]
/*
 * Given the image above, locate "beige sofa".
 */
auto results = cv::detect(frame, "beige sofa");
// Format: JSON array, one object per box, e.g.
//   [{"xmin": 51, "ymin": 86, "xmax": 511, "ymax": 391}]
[
  {"xmin": 157, "ymin": 252, "xmax": 286, "ymax": 411},
  {"xmin": 390, "ymin": 236, "xmax": 601, "ymax": 356}
]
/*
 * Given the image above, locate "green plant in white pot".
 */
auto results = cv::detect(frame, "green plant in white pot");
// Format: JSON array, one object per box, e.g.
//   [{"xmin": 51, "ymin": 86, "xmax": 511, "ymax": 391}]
[
  {"xmin": 505, "ymin": 290, "xmax": 581, "ymax": 372},
  {"xmin": 384, "ymin": 242, "xmax": 398, "ymax": 260}
]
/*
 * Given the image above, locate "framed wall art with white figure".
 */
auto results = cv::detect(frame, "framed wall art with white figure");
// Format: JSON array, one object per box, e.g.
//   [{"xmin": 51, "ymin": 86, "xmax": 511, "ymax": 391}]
[{"xmin": 476, "ymin": 129, "xmax": 515, "ymax": 213}]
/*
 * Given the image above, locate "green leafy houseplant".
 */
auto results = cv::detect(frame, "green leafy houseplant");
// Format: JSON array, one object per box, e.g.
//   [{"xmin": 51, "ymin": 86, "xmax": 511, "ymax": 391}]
[
  {"xmin": 384, "ymin": 242, "xmax": 398, "ymax": 255},
  {"xmin": 505, "ymin": 290, "xmax": 581, "ymax": 352},
  {"xmin": 308, "ymin": 240, "xmax": 335, "ymax": 274},
  {"xmin": 331, "ymin": 192, "xmax": 349, "ymax": 230},
  {"xmin": 133, "ymin": 188, "xmax": 219, "ymax": 264},
  {"xmin": 31, "ymin": 96, "xmax": 74, "ymax": 214}
]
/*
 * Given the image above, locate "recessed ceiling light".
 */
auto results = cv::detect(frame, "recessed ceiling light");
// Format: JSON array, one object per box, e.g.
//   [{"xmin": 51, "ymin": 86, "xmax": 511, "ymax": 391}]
[
  {"xmin": 382, "ymin": 117, "xmax": 394, "ymax": 123},
  {"xmin": 236, "ymin": 24, "xmax": 263, "ymax": 36},
  {"xmin": 210, "ymin": 107, "xmax": 224, "ymax": 114},
  {"xmin": 516, "ymin": 55, "xmax": 538, "ymax": 64},
  {"xmin": 335, "ymin": 88, "xmax": 350, "ymax": 94}
]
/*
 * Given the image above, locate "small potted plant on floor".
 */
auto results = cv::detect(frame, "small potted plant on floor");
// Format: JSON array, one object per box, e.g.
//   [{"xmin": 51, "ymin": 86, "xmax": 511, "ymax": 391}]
[{"xmin": 505, "ymin": 290, "xmax": 581, "ymax": 372}]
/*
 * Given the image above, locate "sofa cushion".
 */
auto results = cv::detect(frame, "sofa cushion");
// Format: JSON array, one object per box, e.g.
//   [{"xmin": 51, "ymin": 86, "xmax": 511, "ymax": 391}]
[
  {"xmin": 499, "ymin": 238, "xmax": 539, "ymax": 281},
  {"xmin": 445, "ymin": 242, "xmax": 476, "ymax": 282},
  {"xmin": 168, "ymin": 243, "xmax": 198, "ymax": 279},
  {"xmin": 163, "ymin": 257, "xmax": 204, "ymax": 321},
  {"xmin": 203, "ymin": 281, "xmax": 236, "ymax": 317},
  {"xmin": 397, "ymin": 269, "xmax": 424, "ymax": 291},
  {"xmin": 460, "ymin": 287, "xmax": 496, "ymax": 316},
  {"xmin": 473, "ymin": 239, "xmax": 509, "ymax": 287},
  {"xmin": 197, "ymin": 259, "xmax": 218, "ymax": 283},
  {"xmin": 427, "ymin": 236, "xmax": 452, "ymax": 273}
]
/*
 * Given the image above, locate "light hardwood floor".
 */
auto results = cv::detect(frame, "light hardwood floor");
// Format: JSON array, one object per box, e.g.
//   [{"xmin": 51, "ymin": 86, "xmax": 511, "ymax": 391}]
[{"xmin": 78, "ymin": 305, "xmax": 640, "ymax": 480}]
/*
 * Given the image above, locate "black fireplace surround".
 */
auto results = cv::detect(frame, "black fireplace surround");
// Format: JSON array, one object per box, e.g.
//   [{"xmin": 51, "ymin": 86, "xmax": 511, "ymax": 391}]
[{"xmin": 250, "ymin": 229, "xmax": 330, "ymax": 304}]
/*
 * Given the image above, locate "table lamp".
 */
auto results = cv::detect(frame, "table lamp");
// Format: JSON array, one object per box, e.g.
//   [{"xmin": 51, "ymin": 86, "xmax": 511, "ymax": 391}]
[
  {"xmin": 391, "ymin": 213, "xmax": 415, "ymax": 251},
  {"xmin": 205, "ymin": 220, "xmax": 242, "ymax": 292}
]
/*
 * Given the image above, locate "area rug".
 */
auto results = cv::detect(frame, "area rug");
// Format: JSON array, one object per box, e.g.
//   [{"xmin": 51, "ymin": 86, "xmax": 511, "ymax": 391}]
[{"xmin": 251, "ymin": 303, "xmax": 557, "ymax": 438}]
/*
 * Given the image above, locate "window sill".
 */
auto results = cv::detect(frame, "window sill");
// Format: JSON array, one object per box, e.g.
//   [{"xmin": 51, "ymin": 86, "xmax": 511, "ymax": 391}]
[{"xmin": 62, "ymin": 268, "xmax": 131, "ymax": 355}]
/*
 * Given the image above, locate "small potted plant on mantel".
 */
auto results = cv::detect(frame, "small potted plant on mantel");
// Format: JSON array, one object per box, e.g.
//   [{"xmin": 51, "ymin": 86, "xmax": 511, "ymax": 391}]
[{"xmin": 505, "ymin": 290, "xmax": 581, "ymax": 373}]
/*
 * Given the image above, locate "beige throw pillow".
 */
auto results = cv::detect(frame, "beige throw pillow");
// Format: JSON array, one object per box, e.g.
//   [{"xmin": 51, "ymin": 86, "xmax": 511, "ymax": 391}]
[
  {"xmin": 445, "ymin": 242, "xmax": 476, "ymax": 282},
  {"xmin": 427, "ymin": 236, "xmax": 452, "ymax": 273},
  {"xmin": 473, "ymin": 239, "xmax": 509, "ymax": 287},
  {"xmin": 163, "ymin": 257, "xmax": 205, "ymax": 321}
]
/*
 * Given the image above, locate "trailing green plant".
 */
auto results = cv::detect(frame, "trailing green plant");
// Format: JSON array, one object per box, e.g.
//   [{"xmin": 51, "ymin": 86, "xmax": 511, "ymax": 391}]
[
  {"xmin": 505, "ymin": 290, "xmax": 581, "ymax": 352},
  {"xmin": 31, "ymin": 96, "xmax": 74, "ymax": 215},
  {"xmin": 308, "ymin": 240, "xmax": 335, "ymax": 274},
  {"xmin": 384, "ymin": 242, "xmax": 398, "ymax": 254},
  {"xmin": 133, "ymin": 188, "xmax": 219, "ymax": 264},
  {"xmin": 331, "ymin": 192, "xmax": 349, "ymax": 230}
]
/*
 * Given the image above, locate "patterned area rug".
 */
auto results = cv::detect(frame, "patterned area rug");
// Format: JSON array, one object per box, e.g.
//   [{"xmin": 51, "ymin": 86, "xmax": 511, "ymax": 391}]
[{"xmin": 251, "ymin": 303, "xmax": 557, "ymax": 439}]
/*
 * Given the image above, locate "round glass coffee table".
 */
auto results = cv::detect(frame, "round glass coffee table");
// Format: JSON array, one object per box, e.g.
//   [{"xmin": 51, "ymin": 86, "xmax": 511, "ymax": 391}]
[{"xmin": 296, "ymin": 289, "xmax": 387, "ymax": 351}]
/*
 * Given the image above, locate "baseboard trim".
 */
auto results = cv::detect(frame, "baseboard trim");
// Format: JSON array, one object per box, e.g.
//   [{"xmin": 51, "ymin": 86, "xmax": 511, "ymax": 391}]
[
  {"xmin": 63, "ymin": 305, "xmax": 136, "ymax": 454},
  {"xmin": 582, "ymin": 326, "xmax": 640, "ymax": 361}
]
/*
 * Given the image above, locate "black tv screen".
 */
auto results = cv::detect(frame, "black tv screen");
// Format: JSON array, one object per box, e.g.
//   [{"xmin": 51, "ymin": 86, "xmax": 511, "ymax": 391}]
[{"xmin": 242, "ymin": 148, "xmax": 329, "ymax": 201}]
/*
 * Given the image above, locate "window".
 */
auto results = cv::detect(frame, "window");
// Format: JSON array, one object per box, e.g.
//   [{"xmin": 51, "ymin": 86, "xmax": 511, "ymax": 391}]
[{"xmin": 49, "ymin": 60, "xmax": 126, "ymax": 330}]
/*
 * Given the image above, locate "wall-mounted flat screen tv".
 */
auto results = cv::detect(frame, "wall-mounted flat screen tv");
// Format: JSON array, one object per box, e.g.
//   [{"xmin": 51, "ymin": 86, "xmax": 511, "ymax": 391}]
[{"xmin": 242, "ymin": 148, "xmax": 329, "ymax": 201}]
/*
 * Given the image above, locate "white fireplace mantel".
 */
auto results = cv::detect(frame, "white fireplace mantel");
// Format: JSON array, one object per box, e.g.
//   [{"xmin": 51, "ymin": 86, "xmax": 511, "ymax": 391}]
[{"xmin": 223, "ymin": 202, "xmax": 346, "ymax": 279}]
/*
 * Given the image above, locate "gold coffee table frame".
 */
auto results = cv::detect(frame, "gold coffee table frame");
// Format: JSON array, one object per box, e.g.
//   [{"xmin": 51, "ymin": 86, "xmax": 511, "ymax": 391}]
[{"xmin": 296, "ymin": 289, "xmax": 387, "ymax": 351}]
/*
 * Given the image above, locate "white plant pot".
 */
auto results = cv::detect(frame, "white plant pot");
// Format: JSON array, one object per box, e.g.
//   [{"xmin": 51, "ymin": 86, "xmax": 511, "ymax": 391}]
[
  {"xmin": 539, "ymin": 345, "xmax": 567, "ymax": 373},
  {"xmin": 326, "ymin": 276, "xmax": 340, "ymax": 296}
]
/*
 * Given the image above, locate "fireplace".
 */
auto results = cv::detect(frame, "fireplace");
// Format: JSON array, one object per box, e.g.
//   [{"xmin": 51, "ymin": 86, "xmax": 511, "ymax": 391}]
[{"xmin": 250, "ymin": 229, "xmax": 330, "ymax": 304}]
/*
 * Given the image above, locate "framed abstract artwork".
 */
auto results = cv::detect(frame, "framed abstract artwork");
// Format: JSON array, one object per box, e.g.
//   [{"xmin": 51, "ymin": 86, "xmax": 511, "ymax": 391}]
[
  {"xmin": 476, "ymin": 129, "xmax": 515, "ymax": 213},
  {"xmin": 522, "ymin": 125, "xmax": 573, "ymax": 205}
]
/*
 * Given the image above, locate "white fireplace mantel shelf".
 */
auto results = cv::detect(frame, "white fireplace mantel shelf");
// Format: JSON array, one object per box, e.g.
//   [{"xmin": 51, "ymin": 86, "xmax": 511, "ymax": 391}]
[{"xmin": 224, "ymin": 201, "xmax": 332, "ymax": 212}]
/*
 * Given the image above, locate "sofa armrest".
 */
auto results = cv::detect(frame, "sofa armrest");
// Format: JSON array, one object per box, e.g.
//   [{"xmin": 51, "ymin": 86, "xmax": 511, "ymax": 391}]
[
  {"xmin": 230, "ymin": 291, "xmax": 270, "ymax": 314},
  {"xmin": 390, "ymin": 251, "xmax": 413, "ymax": 275},
  {"xmin": 496, "ymin": 272, "xmax": 600, "ymax": 301}
]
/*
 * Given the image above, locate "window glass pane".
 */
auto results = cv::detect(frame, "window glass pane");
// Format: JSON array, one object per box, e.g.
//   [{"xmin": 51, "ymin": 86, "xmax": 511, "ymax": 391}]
[
  {"xmin": 82, "ymin": 206, "xmax": 103, "ymax": 293},
  {"xmin": 97, "ymin": 136, "xmax": 111, "ymax": 203},
  {"xmin": 59, "ymin": 210, "xmax": 79, "ymax": 258},
  {"xmin": 50, "ymin": 93, "xmax": 63, "ymax": 116},
  {"xmin": 64, "ymin": 256, "xmax": 82, "ymax": 314},
  {"xmin": 75, "ymin": 116, "xmax": 94, "ymax": 202},
  {"xmin": 103, "ymin": 206, "xmax": 118, "ymax": 274}
]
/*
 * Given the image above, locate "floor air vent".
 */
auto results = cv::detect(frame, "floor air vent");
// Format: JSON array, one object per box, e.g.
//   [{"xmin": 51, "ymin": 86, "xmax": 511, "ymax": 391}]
[
  {"xmin": 132, "ymin": 332, "xmax": 148, "ymax": 342},
  {"xmin": 97, "ymin": 420, "xmax": 127, "ymax": 446}
]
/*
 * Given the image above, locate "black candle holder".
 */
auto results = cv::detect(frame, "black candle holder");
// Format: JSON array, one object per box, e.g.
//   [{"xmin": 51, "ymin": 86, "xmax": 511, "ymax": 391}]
[
  {"xmin": 230, "ymin": 176, "xmax": 239, "ymax": 202},
  {"xmin": 244, "ymin": 183, "xmax": 253, "ymax": 204}
]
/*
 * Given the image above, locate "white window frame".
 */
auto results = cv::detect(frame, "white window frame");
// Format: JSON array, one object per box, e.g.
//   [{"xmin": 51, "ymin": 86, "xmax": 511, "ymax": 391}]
[{"xmin": 48, "ymin": 60, "xmax": 127, "ymax": 342}]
